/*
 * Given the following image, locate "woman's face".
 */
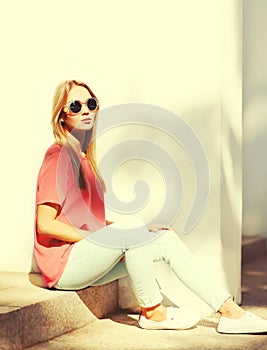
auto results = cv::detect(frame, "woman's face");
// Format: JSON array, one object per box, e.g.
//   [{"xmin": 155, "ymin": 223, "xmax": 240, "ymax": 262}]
[{"xmin": 62, "ymin": 85, "xmax": 97, "ymax": 131}]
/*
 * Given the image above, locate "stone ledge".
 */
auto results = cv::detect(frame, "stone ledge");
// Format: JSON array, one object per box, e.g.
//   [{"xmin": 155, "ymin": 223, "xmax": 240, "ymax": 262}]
[{"xmin": 0, "ymin": 272, "xmax": 118, "ymax": 350}]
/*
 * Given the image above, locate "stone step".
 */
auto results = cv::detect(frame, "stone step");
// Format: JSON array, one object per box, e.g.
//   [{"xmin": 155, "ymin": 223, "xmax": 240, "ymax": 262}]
[
  {"xmin": 1, "ymin": 235, "xmax": 266, "ymax": 349},
  {"xmin": 0, "ymin": 272, "xmax": 118, "ymax": 350},
  {"xmin": 26, "ymin": 254, "xmax": 267, "ymax": 350},
  {"xmin": 26, "ymin": 309, "xmax": 267, "ymax": 350},
  {"xmin": 242, "ymin": 235, "xmax": 267, "ymax": 265}
]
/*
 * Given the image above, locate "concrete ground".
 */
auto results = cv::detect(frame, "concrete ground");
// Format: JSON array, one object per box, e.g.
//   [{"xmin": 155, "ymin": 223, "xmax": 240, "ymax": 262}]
[{"xmin": 27, "ymin": 256, "xmax": 267, "ymax": 350}]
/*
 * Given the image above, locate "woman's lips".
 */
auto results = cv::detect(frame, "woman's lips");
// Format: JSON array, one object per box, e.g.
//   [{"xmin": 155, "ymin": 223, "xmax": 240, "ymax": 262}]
[{"xmin": 81, "ymin": 118, "xmax": 92, "ymax": 123}]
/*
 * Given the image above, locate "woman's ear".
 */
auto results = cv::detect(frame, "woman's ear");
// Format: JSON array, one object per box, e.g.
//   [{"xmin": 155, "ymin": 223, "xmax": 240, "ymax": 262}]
[{"xmin": 59, "ymin": 110, "xmax": 66, "ymax": 125}]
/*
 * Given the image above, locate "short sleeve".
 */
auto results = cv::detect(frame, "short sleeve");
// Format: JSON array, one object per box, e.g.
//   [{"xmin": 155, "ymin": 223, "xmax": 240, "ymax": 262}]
[{"xmin": 36, "ymin": 146, "xmax": 69, "ymax": 207}]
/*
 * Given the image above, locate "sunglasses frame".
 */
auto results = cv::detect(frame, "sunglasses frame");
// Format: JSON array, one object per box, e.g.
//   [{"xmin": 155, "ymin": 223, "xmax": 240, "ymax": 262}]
[{"xmin": 64, "ymin": 97, "xmax": 99, "ymax": 116}]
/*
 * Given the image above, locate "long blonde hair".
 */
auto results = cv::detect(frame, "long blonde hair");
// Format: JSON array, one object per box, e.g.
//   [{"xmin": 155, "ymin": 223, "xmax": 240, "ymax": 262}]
[{"xmin": 51, "ymin": 80, "xmax": 105, "ymax": 190}]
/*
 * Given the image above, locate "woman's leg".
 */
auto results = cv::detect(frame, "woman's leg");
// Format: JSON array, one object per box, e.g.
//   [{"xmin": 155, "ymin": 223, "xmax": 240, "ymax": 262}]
[
  {"xmin": 62, "ymin": 229, "xmax": 230, "ymax": 310},
  {"xmin": 54, "ymin": 238, "xmax": 127, "ymax": 290},
  {"xmin": 90, "ymin": 260, "xmax": 128, "ymax": 286},
  {"xmin": 54, "ymin": 228, "xmax": 267, "ymax": 333},
  {"xmin": 125, "ymin": 229, "xmax": 230, "ymax": 312}
]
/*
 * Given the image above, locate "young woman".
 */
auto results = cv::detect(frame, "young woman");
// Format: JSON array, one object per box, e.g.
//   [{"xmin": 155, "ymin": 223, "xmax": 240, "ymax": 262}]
[{"xmin": 34, "ymin": 80, "xmax": 267, "ymax": 333}]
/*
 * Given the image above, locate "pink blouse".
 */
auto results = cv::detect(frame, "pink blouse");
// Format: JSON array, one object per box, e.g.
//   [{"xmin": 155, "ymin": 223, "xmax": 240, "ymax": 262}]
[{"xmin": 34, "ymin": 143, "xmax": 106, "ymax": 287}]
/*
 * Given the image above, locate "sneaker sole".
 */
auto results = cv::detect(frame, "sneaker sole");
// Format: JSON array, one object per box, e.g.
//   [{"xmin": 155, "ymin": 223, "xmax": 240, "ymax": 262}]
[{"xmin": 217, "ymin": 327, "xmax": 267, "ymax": 334}]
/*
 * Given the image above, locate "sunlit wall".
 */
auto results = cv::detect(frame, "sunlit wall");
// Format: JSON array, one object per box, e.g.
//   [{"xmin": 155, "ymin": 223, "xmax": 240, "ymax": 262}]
[{"xmin": 0, "ymin": 0, "xmax": 242, "ymax": 312}]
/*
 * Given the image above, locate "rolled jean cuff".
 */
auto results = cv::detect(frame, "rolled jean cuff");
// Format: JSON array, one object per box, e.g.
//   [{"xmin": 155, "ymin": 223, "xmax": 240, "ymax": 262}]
[{"xmin": 138, "ymin": 295, "xmax": 164, "ymax": 309}]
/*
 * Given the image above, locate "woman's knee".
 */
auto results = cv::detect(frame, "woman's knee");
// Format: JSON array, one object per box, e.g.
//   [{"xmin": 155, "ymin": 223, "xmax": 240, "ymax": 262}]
[{"xmin": 159, "ymin": 229, "xmax": 182, "ymax": 243}]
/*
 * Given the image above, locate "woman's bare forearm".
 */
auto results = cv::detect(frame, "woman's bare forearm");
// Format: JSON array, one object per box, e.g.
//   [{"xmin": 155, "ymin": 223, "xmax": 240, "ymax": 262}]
[
  {"xmin": 37, "ymin": 218, "xmax": 89, "ymax": 242},
  {"xmin": 37, "ymin": 203, "xmax": 92, "ymax": 242}
]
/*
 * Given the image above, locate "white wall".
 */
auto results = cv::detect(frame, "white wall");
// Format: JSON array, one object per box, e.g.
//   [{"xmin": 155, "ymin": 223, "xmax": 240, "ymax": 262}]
[
  {"xmin": 118, "ymin": 0, "xmax": 243, "ymax": 314},
  {"xmin": 0, "ymin": 0, "xmax": 242, "ymax": 312},
  {"xmin": 243, "ymin": 0, "xmax": 267, "ymax": 237}
]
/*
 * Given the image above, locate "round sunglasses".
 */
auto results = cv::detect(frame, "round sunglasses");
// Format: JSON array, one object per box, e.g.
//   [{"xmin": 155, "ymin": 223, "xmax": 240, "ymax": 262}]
[{"xmin": 64, "ymin": 97, "xmax": 99, "ymax": 115}]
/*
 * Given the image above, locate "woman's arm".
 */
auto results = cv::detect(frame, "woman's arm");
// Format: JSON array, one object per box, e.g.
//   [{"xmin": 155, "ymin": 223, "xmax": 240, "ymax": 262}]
[{"xmin": 37, "ymin": 203, "xmax": 87, "ymax": 242}]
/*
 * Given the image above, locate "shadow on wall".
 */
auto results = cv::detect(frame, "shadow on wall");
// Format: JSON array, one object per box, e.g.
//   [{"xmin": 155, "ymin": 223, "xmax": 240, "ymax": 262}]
[
  {"xmin": 243, "ymin": 88, "xmax": 267, "ymax": 237},
  {"xmin": 220, "ymin": 115, "xmax": 242, "ymax": 300},
  {"xmin": 181, "ymin": 102, "xmax": 242, "ymax": 304},
  {"xmin": 243, "ymin": 0, "xmax": 267, "ymax": 237}
]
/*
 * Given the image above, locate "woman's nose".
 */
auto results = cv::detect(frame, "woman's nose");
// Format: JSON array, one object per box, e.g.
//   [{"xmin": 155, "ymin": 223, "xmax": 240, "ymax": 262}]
[{"xmin": 81, "ymin": 103, "xmax": 89, "ymax": 114}]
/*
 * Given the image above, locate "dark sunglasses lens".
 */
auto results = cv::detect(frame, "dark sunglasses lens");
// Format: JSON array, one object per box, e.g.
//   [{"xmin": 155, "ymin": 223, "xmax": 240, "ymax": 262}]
[
  {"xmin": 87, "ymin": 98, "xmax": 97, "ymax": 111},
  {"xmin": 69, "ymin": 101, "xmax": 82, "ymax": 113}
]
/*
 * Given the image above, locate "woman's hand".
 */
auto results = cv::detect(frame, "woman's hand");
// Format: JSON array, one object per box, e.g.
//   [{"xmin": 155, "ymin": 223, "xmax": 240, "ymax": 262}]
[
  {"xmin": 146, "ymin": 223, "xmax": 173, "ymax": 233},
  {"xmin": 106, "ymin": 220, "xmax": 114, "ymax": 226}
]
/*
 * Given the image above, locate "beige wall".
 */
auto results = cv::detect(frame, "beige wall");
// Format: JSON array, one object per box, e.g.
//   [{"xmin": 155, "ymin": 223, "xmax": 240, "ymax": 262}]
[
  {"xmin": 0, "ymin": 0, "xmax": 242, "ymax": 312},
  {"xmin": 243, "ymin": 0, "xmax": 267, "ymax": 237}
]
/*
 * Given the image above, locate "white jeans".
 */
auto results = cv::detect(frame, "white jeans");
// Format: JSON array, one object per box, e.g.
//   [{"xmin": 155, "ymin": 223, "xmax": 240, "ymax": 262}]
[{"xmin": 54, "ymin": 230, "xmax": 230, "ymax": 311}]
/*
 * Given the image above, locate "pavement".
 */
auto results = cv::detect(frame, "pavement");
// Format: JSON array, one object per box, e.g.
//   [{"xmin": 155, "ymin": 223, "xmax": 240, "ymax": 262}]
[{"xmin": 26, "ymin": 255, "xmax": 267, "ymax": 350}]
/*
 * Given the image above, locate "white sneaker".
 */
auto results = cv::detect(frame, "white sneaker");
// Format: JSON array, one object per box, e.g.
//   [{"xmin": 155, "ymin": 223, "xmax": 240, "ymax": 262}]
[
  {"xmin": 217, "ymin": 311, "xmax": 267, "ymax": 334},
  {"xmin": 138, "ymin": 307, "xmax": 200, "ymax": 330}
]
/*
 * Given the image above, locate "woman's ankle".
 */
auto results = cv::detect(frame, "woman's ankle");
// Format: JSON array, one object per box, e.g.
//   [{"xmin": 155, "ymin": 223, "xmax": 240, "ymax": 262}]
[
  {"xmin": 219, "ymin": 298, "xmax": 246, "ymax": 319},
  {"xmin": 141, "ymin": 304, "xmax": 167, "ymax": 322}
]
